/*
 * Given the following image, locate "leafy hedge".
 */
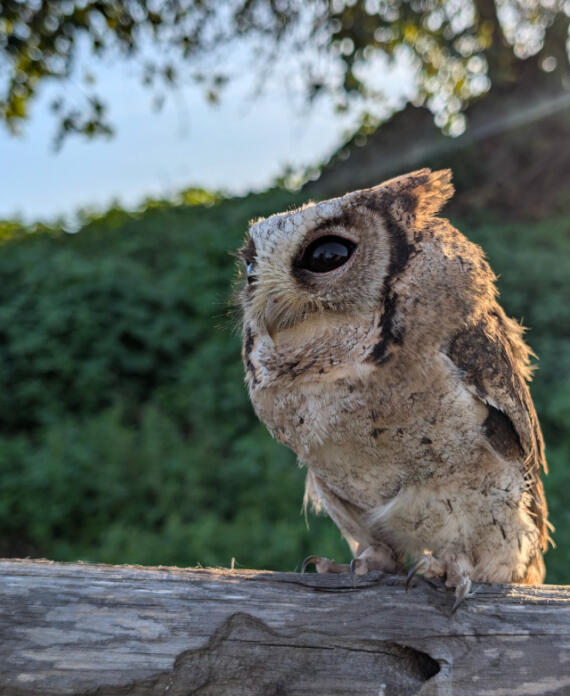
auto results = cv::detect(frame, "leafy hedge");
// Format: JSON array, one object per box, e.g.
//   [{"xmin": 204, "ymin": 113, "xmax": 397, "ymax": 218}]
[{"xmin": 0, "ymin": 191, "xmax": 568, "ymax": 581}]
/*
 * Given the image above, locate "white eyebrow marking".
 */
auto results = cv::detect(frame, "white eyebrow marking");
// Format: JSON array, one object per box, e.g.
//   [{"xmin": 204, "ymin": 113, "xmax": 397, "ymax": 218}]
[{"xmin": 249, "ymin": 194, "xmax": 348, "ymax": 245}]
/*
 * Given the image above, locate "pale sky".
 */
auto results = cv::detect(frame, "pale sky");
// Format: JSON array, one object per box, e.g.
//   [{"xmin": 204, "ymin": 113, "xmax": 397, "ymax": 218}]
[{"xmin": 0, "ymin": 47, "xmax": 415, "ymax": 223}]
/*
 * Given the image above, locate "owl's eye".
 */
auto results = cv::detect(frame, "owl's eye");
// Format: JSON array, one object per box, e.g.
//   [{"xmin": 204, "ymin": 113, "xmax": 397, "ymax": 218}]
[
  {"xmin": 298, "ymin": 236, "xmax": 356, "ymax": 274},
  {"xmin": 246, "ymin": 262, "xmax": 257, "ymax": 284}
]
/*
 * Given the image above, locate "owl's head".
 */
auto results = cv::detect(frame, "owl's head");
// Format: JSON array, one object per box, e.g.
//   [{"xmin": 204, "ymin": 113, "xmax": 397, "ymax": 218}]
[{"xmin": 238, "ymin": 168, "xmax": 454, "ymax": 341}]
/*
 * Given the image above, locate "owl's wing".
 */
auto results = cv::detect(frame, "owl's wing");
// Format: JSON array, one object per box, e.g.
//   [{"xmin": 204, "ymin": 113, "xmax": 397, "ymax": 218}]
[{"xmin": 447, "ymin": 310, "xmax": 551, "ymax": 577}]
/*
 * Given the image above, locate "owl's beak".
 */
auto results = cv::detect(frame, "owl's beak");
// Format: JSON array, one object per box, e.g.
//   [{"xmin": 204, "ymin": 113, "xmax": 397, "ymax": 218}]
[
  {"xmin": 263, "ymin": 301, "xmax": 280, "ymax": 344},
  {"xmin": 267, "ymin": 326, "xmax": 279, "ymax": 344},
  {"xmin": 263, "ymin": 294, "xmax": 314, "ymax": 342}
]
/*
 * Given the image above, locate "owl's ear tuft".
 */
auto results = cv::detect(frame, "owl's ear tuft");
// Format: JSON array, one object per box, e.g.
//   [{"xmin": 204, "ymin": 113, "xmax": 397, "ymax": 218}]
[
  {"xmin": 375, "ymin": 168, "xmax": 454, "ymax": 222},
  {"xmin": 414, "ymin": 168, "xmax": 454, "ymax": 218}
]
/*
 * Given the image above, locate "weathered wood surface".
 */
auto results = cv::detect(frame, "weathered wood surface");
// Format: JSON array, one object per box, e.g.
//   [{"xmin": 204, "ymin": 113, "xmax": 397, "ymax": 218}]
[{"xmin": 1, "ymin": 559, "xmax": 569, "ymax": 695}]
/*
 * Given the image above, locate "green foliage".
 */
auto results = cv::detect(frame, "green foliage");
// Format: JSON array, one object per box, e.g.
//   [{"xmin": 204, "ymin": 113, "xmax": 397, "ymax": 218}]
[
  {"xmin": 0, "ymin": 188, "xmax": 350, "ymax": 570},
  {"xmin": 0, "ymin": 190, "xmax": 567, "ymax": 582},
  {"xmin": 0, "ymin": 405, "xmax": 343, "ymax": 568}
]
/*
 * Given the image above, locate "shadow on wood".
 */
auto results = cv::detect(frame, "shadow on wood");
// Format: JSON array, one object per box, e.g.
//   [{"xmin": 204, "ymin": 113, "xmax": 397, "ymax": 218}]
[{"xmin": 1, "ymin": 559, "xmax": 569, "ymax": 695}]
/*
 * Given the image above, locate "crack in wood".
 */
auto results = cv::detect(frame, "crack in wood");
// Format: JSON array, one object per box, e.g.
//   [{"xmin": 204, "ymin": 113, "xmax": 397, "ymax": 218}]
[
  {"xmin": 27, "ymin": 612, "xmax": 440, "ymax": 696},
  {"xmin": 144, "ymin": 613, "xmax": 440, "ymax": 696}
]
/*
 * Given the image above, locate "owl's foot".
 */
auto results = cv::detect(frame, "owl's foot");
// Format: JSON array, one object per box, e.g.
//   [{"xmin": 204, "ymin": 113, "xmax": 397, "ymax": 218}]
[
  {"xmin": 406, "ymin": 551, "xmax": 473, "ymax": 613},
  {"xmin": 349, "ymin": 544, "xmax": 401, "ymax": 586},
  {"xmin": 405, "ymin": 552, "xmax": 445, "ymax": 588},
  {"xmin": 302, "ymin": 543, "xmax": 400, "ymax": 583},
  {"xmin": 301, "ymin": 556, "xmax": 351, "ymax": 574}
]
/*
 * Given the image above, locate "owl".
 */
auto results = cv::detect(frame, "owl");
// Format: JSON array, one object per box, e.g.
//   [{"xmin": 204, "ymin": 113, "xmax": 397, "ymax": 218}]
[{"xmin": 238, "ymin": 169, "xmax": 551, "ymax": 610}]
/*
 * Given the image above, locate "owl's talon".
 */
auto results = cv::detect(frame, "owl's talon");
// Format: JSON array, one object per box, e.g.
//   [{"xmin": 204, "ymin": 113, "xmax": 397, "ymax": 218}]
[
  {"xmin": 301, "ymin": 555, "xmax": 319, "ymax": 574},
  {"xmin": 349, "ymin": 558, "xmax": 358, "ymax": 587},
  {"xmin": 301, "ymin": 555, "xmax": 351, "ymax": 574},
  {"xmin": 349, "ymin": 557, "xmax": 370, "ymax": 586},
  {"xmin": 450, "ymin": 576, "xmax": 472, "ymax": 614},
  {"xmin": 405, "ymin": 556, "xmax": 431, "ymax": 590}
]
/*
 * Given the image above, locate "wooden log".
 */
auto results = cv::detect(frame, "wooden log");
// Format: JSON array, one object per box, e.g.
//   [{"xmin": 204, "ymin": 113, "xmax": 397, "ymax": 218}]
[{"xmin": 1, "ymin": 559, "xmax": 569, "ymax": 695}]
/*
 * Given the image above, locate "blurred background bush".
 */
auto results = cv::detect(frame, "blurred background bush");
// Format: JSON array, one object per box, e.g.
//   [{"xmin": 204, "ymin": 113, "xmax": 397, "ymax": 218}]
[{"xmin": 0, "ymin": 0, "xmax": 569, "ymax": 582}]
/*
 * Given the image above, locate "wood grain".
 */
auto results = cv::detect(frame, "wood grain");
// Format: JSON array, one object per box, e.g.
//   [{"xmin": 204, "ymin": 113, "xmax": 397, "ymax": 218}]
[{"xmin": 1, "ymin": 559, "xmax": 569, "ymax": 695}]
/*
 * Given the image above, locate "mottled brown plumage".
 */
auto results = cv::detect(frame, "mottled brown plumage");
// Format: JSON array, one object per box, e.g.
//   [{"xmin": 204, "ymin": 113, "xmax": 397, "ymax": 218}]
[{"xmin": 238, "ymin": 169, "xmax": 551, "ymax": 603}]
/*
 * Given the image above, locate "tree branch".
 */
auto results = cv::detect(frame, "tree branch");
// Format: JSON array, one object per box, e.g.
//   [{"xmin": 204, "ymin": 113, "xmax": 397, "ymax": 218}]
[{"xmin": 2, "ymin": 559, "xmax": 569, "ymax": 695}]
